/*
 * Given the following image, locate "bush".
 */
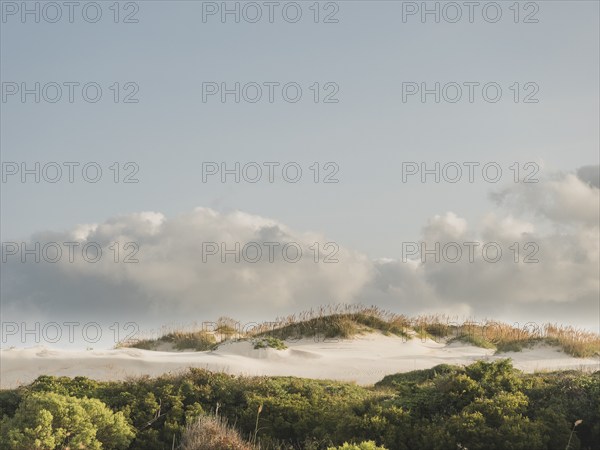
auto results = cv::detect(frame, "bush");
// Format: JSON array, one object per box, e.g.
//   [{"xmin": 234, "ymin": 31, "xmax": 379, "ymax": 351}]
[
  {"xmin": 0, "ymin": 392, "xmax": 134, "ymax": 450},
  {"xmin": 180, "ymin": 414, "xmax": 252, "ymax": 450},
  {"xmin": 375, "ymin": 364, "xmax": 461, "ymax": 388},
  {"xmin": 1, "ymin": 361, "xmax": 597, "ymax": 450},
  {"xmin": 253, "ymin": 337, "xmax": 287, "ymax": 350}
]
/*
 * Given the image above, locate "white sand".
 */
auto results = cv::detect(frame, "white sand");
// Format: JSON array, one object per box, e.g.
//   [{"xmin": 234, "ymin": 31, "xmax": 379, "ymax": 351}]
[{"xmin": 1, "ymin": 334, "xmax": 598, "ymax": 388}]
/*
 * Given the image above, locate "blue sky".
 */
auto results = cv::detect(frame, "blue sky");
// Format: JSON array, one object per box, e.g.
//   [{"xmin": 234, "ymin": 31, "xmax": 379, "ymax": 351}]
[{"xmin": 1, "ymin": 1, "xmax": 599, "ymax": 343}]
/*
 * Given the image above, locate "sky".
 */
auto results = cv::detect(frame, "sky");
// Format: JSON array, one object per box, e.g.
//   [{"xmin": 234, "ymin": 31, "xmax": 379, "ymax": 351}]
[{"xmin": 1, "ymin": 0, "xmax": 599, "ymax": 347}]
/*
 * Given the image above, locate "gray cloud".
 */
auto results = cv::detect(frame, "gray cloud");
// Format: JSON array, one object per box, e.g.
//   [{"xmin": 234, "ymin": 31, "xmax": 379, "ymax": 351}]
[
  {"xmin": 489, "ymin": 165, "xmax": 600, "ymax": 227},
  {"xmin": 2, "ymin": 168, "xmax": 598, "ymax": 333},
  {"xmin": 1, "ymin": 209, "xmax": 373, "ymax": 325},
  {"xmin": 577, "ymin": 165, "xmax": 600, "ymax": 188}
]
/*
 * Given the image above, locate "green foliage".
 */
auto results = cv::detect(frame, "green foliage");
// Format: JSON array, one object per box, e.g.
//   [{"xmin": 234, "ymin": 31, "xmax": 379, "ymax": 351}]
[
  {"xmin": 0, "ymin": 361, "xmax": 598, "ymax": 450},
  {"xmin": 253, "ymin": 337, "xmax": 288, "ymax": 350},
  {"xmin": 375, "ymin": 364, "xmax": 461, "ymax": 388},
  {"xmin": 465, "ymin": 359, "xmax": 523, "ymax": 395},
  {"xmin": 0, "ymin": 392, "xmax": 134, "ymax": 450},
  {"xmin": 495, "ymin": 340, "xmax": 528, "ymax": 353},
  {"xmin": 0, "ymin": 389, "xmax": 23, "ymax": 419}
]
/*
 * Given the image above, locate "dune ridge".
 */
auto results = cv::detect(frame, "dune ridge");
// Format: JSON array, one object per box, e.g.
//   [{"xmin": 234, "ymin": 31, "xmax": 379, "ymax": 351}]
[{"xmin": 2, "ymin": 333, "xmax": 598, "ymax": 389}]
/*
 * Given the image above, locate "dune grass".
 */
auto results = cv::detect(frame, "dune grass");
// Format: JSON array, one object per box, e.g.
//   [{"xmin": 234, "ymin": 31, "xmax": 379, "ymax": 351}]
[
  {"xmin": 252, "ymin": 305, "xmax": 411, "ymax": 340},
  {"xmin": 118, "ymin": 304, "xmax": 600, "ymax": 358},
  {"xmin": 123, "ymin": 330, "xmax": 217, "ymax": 351},
  {"xmin": 417, "ymin": 315, "xmax": 599, "ymax": 357},
  {"xmin": 448, "ymin": 333, "xmax": 498, "ymax": 350},
  {"xmin": 543, "ymin": 324, "xmax": 600, "ymax": 358}
]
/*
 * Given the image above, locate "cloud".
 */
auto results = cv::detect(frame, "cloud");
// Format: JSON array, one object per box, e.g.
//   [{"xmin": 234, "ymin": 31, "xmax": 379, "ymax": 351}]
[
  {"xmin": 364, "ymin": 167, "xmax": 599, "ymax": 328},
  {"xmin": 1, "ymin": 207, "xmax": 373, "ymax": 324},
  {"xmin": 577, "ymin": 165, "xmax": 600, "ymax": 188},
  {"xmin": 2, "ymin": 167, "xmax": 598, "ymax": 332},
  {"xmin": 490, "ymin": 165, "xmax": 600, "ymax": 227}
]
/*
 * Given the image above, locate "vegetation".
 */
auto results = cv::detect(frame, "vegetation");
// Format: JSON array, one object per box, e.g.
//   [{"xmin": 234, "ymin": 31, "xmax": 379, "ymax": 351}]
[
  {"xmin": 448, "ymin": 333, "xmax": 498, "ymax": 350},
  {"xmin": 444, "ymin": 320, "xmax": 600, "ymax": 357},
  {"xmin": 124, "ymin": 330, "xmax": 217, "ymax": 351},
  {"xmin": 118, "ymin": 305, "xmax": 600, "ymax": 358},
  {"xmin": 0, "ymin": 360, "xmax": 598, "ymax": 450},
  {"xmin": 251, "ymin": 305, "xmax": 411, "ymax": 340},
  {"xmin": 180, "ymin": 414, "xmax": 252, "ymax": 450},
  {"xmin": 253, "ymin": 337, "xmax": 288, "ymax": 351},
  {"xmin": 0, "ymin": 392, "xmax": 134, "ymax": 449}
]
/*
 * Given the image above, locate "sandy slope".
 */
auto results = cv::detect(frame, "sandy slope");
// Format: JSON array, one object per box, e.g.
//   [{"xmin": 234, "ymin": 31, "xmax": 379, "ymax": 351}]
[{"xmin": 1, "ymin": 334, "xmax": 598, "ymax": 388}]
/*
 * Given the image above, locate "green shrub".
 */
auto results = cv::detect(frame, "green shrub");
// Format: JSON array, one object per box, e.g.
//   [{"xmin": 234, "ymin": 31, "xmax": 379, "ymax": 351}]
[
  {"xmin": 1, "ymin": 361, "xmax": 597, "ymax": 450},
  {"xmin": 253, "ymin": 337, "xmax": 287, "ymax": 350},
  {"xmin": 375, "ymin": 364, "xmax": 461, "ymax": 388},
  {"xmin": 495, "ymin": 338, "xmax": 542, "ymax": 353},
  {"xmin": 0, "ymin": 392, "xmax": 134, "ymax": 450}
]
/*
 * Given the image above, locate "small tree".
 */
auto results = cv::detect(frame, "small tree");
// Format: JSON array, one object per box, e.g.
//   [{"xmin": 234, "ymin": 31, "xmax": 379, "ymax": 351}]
[{"xmin": 0, "ymin": 392, "xmax": 134, "ymax": 450}]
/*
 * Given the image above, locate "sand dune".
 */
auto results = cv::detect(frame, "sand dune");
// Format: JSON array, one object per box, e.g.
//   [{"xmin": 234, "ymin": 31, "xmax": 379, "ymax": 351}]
[{"xmin": 1, "ymin": 334, "xmax": 598, "ymax": 389}]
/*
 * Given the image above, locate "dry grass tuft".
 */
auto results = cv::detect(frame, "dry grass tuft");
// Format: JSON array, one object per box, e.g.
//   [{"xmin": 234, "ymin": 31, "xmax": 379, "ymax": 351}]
[
  {"xmin": 180, "ymin": 414, "xmax": 253, "ymax": 450},
  {"xmin": 544, "ymin": 324, "xmax": 600, "ymax": 358},
  {"xmin": 418, "ymin": 315, "xmax": 600, "ymax": 357}
]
